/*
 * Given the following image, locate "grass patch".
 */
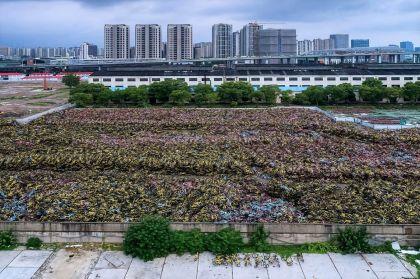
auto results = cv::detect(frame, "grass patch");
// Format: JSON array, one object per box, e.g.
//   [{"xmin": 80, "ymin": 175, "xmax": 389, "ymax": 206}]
[
  {"xmin": 28, "ymin": 101, "xmax": 56, "ymax": 106},
  {"xmin": 405, "ymin": 253, "xmax": 420, "ymax": 277}
]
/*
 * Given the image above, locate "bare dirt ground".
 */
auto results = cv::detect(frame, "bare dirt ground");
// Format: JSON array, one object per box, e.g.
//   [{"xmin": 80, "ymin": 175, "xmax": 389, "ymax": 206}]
[{"xmin": 0, "ymin": 81, "xmax": 69, "ymax": 118}]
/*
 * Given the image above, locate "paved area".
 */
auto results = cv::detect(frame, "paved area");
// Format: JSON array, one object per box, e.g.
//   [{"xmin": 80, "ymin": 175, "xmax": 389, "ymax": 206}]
[{"xmin": 0, "ymin": 250, "xmax": 416, "ymax": 279}]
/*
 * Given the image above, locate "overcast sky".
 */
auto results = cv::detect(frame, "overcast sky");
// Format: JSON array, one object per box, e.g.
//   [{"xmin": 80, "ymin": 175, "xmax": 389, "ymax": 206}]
[{"xmin": 0, "ymin": 0, "xmax": 419, "ymax": 48}]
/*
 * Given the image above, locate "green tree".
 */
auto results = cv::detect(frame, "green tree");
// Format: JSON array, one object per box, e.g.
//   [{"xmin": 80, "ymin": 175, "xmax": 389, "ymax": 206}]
[
  {"xmin": 362, "ymin": 78, "xmax": 383, "ymax": 88},
  {"xmin": 293, "ymin": 92, "xmax": 311, "ymax": 105},
  {"xmin": 149, "ymin": 80, "xmax": 189, "ymax": 103},
  {"xmin": 384, "ymin": 87, "xmax": 401, "ymax": 103},
  {"xmin": 401, "ymin": 82, "xmax": 420, "ymax": 103},
  {"xmin": 359, "ymin": 78, "xmax": 385, "ymax": 103},
  {"xmin": 281, "ymin": 90, "xmax": 293, "ymax": 104},
  {"xmin": 125, "ymin": 86, "xmax": 149, "ymax": 107},
  {"xmin": 217, "ymin": 81, "xmax": 253, "ymax": 104},
  {"xmin": 69, "ymin": 93, "xmax": 93, "ymax": 107},
  {"xmin": 169, "ymin": 89, "xmax": 192, "ymax": 105},
  {"xmin": 193, "ymin": 84, "xmax": 218, "ymax": 105},
  {"xmin": 258, "ymin": 85, "xmax": 280, "ymax": 104},
  {"xmin": 305, "ymin": 86, "xmax": 328, "ymax": 105},
  {"xmin": 326, "ymin": 84, "xmax": 355, "ymax": 104},
  {"xmin": 62, "ymin": 74, "xmax": 80, "ymax": 88}
]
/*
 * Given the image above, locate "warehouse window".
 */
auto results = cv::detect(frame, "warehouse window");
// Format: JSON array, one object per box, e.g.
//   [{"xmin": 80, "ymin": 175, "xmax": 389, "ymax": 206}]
[
  {"xmin": 139, "ymin": 78, "xmax": 148, "ymax": 82},
  {"xmin": 251, "ymin": 77, "xmax": 260, "ymax": 81},
  {"xmin": 314, "ymin": 77, "xmax": 323, "ymax": 81},
  {"xmin": 378, "ymin": 77, "xmax": 387, "ymax": 81},
  {"xmin": 103, "ymin": 78, "xmax": 111, "ymax": 82},
  {"xmin": 391, "ymin": 77, "xmax": 400, "ymax": 81},
  {"xmin": 202, "ymin": 78, "xmax": 210, "ymax": 82},
  {"xmin": 302, "ymin": 77, "xmax": 310, "ymax": 81},
  {"xmin": 264, "ymin": 77, "xmax": 273, "ymax": 81},
  {"xmin": 340, "ymin": 77, "xmax": 349, "ymax": 81},
  {"xmin": 392, "ymin": 85, "xmax": 401, "ymax": 88},
  {"xmin": 289, "ymin": 77, "xmax": 298, "ymax": 81},
  {"xmin": 189, "ymin": 78, "xmax": 197, "ymax": 81},
  {"xmin": 404, "ymin": 77, "xmax": 413, "ymax": 81},
  {"xmin": 352, "ymin": 77, "xmax": 362, "ymax": 81},
  {"xmin": 226, "ymin": 78, "xmax": 235, "ymax": 81},
  {"xmin": 92, "ymin": 78, "xmax": 99, "ymax": 82},
  {"xmin": 327, "ymin": 77, "xmax": 336, "ymax": 81},
  {"xmin": 164, "ymin": 78, "xmax": 172, "ymax": 81},
  {"xmin": 277, "ymin": 77, "xmax": 285, "ymax": 81},
  {"xmin": 214, "ymin": 78, "xmax": 223, "ymax": 81},
  {"xmin": 152, "ymin": 78, "xmax": 160, "ymax": 82},
  {"xmin": 115, "ymin": 78, "xmax": 124, "ymax": 82},
  {"xmin": 177, "ymin": 78, "xmax": 185, "ymax": 81},
  {"xmin": 127, "ymin": 78, "xmax": 136, "ymax": 82},
  {"xmin": 239, "ymin": 78, "xmax": 248, "ymax": 81}
]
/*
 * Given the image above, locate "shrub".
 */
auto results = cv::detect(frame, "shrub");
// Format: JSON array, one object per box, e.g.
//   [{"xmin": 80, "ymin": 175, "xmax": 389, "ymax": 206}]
[
  {"xmin": 249, "ymin": 225, "xmax": 269, "ymax": 252},
  {"xmin": 0, "ymin": 231, "xmax": 17, "ymax": 250},
  {"xmin": 69, "ymin": 93, "xmax": 93, "ymax": 107},
  {"xmin": 123, "ymin": 216, "xmax": 173, "ymax": 261},
  {"xmin": 334, "ymin": 227, "xmax": 371, "ymax": 254},
  {"xmin": 206, "ymin": 227, "xmax": 244, "ymax": 255},
  {"xmin": 26, "ymin": 237, "xmax": 43, "ymax": 249},
  {"xmin": 172, "ymin": 229, "xmax": 206, "ymax": 255}
]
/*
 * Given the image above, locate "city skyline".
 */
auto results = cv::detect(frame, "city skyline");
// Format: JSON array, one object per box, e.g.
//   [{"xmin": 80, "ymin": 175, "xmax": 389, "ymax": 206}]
[{"xmin": 0, "ymin": 0, "xmax": 419, "ymax": 48}]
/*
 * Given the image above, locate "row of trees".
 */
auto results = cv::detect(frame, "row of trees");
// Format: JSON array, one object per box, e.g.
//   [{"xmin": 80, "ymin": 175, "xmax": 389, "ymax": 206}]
[
  {"xmin": 294, "ymin": 79, "xmax": 420, "ymax": 105},
  {"xmin": 69, "ymin": 80, "xmax": 283, "ymax": 107}
]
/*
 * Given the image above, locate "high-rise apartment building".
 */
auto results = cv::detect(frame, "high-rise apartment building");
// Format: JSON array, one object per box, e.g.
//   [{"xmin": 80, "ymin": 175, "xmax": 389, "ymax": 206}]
[
  {"xmin": 104, "ymin": 24, "xmax": 130, "ymax": 59},
  {"xmin": 232, "ymin": 31, "xmax": 241, "ymax": 57},
  {"xmin": 194, "ymin": 42, "xmax": 212, "ymax": 59},
  {"xmin": 79, "ymin": 42, "xmax": 98, "ymax": 59},
  {"xmin": 297, "ymin": 39, "xmax": 314, "ymax": 55},
  {"xmin": 330, "ymin": 34, "xmax": 349, "ymax": 49},
  {"xmin": 240, "ymin": 23, "xmax": 263, "ymax": 57},
  {"xmin": 400, "ymin": 41, "xmax": 414, "ymax": 52},
  {"xmin": 135, "ymin": 24, "xmax": 162, "ymax": 59},
  {"xmin": 255, "ymin": 29, "xmax": 297, "ymax": 57},
  {"xmin": 351, "ymin": 39, "xmax": 370, "ymax": 48},
  {"xmin": 313, "ymin": 38, "xmax": 333, "ymax": 51},
  {"xmin": 212, "ymin": 23, "xmax": 233, "ymax": 58},
  {"xmin": 167, "ymin": 24, "xmax": 193, "ymax": 60}
]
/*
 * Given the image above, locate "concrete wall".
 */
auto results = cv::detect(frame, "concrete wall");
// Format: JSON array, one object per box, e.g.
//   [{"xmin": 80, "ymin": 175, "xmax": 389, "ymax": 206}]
[{"xmin": 0, "ymin": 222, "xmax": 418, "ymax": 246}]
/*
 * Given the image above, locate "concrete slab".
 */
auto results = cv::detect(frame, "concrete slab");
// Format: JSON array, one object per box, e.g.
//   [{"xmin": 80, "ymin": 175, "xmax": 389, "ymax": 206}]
[
  {"xmin": 329, "ymin": 253, "xmax": 376, "ymax": 279},
  {"xmin": 363, "ymin": 254, "xmax": 409, "ymax": 272},
  {"xmin": 37, "ymin": 249, "xmax": 100, "ymax": 279},
  {"xmin": 161, "ymin": 254, "xmax": 198, "ymax": 279},
  {"xmin": 0, "ymin": 267, "xmax": 38, "ymax": 279},
  {"xmin": 125, "ymin": 257, "xmax": 165, "ymax": 279},
  {"xmin": 0, "ymin": 251, "xmax": 21, "ymax": 271},
  {"xmin": 8, "ymin": 250, "xmax": 52, "ymax": 268},
  {"xmin": 87, "ymin": 269, "xmax": 128, "ymax": 279},
  {"xmin": 197, "ymin": 252, "xmax": 232, "ymax": 279},
  {"xmin": 299, "ymin": 253, "xmax": 341, "ymax": 279},
  {"xmin": 375, "ymin": 271, "xmax": 414, "ymax": 279},
  {"xmin": 232, "ymin": 254, "xmax": 269, "ymax": 279},
  {"xmin": 95, "ymin": 251, "xmax": 132, "ymax": 270},
  {"xmin": 267, "ymin": 256, "xmax": 305, "ymax": 279}
]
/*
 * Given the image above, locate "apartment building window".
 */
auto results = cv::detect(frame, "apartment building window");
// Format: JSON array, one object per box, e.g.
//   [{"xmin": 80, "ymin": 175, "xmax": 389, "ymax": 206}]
[
  {"xmin": 391, "ymin": 77, "xmax": 400, "ymax": 81},
  {"xmin": 352, "ymin": 77, "xmax": 362, "ymax": 81},
  {"xmin": 214, "ymin": 78, "xmax": 223, "ymax": 81},
  {"xmin": 302, "ymin": 77, "xmax": 310, "ymax": 81},
  {"xmin": 127, "ymin": 78, "xmax": 136, "ymax": 82},
  {"xmin": 378, "ymin": 77, "xmax": 387, "ymax": 81},
  {"xmin": 404, "ymin": 77, "xmax": 413, "ymax": 81},
  {"xmin": 103, "ymin": 78, "xmax": 111, "ymax": 82},
  {"xmin": 251, "ymin": 77, "xmax": 260, "ymax": 81},
  {"xmin": 340, "ymin": 77, "xmax": 349, "ymax": 81},
  {"xmin": 92, "ymin": 78, "xmax": 99, "ymax": 82},
  {"xmin": 152, "ymin": 78, "xmax": 160, "ymax": 82},
  {"xmin": 277, "ymin": 77, "xmax": 285, "ymax": 81},
  {"xmin": 327, "ymin": 77, "xmax": 336, "ymax": 81},
  {"xmin": 140, "ymin": 78, "xmax": 148, "ymax": 82},
  {"xmin": 314, "ymin": 77, "xmax": 323, "ymax": 81},
  {"xmin": 289, "ymin": 77, "xmax": 298, "ymax": 81},
  {"xmin": 189, "ymin": 78, "xmax": 198, "ymax": 81},
  {"xmin": 115, "ymin": 78, "xmax": 124, "ymax": 82},
  {"xmin": 264, "ymin": 77, "xmax": 273, "ymax": 81}
]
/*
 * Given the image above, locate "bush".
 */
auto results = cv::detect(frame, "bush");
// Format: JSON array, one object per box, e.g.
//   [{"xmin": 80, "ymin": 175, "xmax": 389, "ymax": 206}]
[
  {"xmin": 0, "ymin": 231, "xmax": 17, "ymax": 250},
  {"xmin": 172, "ymin": 229, "xmax": 206, "ymax": 255},
  {"xmin": 26, "ymin": 237, "xmax": 43, "ymax": 249},
  {"xmin": 69, "ymin": 93, "xmax": 93, "ymax": 107},
  {"xmin": 206, "ymin": 228, "xmax": 244, "ymax": 255},
  {"xmin": 249, "ymin": 225, "xmax": 269, "ymax": 252},
  {"xmin": 334, "ymin": 227, "xmax": 371, "ymax": 254},
  {"xmin": 123, "ymin": 216, "xmax": 173, "ymax": 261}
]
